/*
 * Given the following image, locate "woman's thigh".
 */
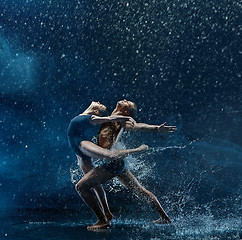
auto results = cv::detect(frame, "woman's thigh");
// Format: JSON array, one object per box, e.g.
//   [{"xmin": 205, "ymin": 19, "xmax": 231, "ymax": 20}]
[{"xmin": 79, "ymin": 141, "xmax": 113, "ymax": 159}]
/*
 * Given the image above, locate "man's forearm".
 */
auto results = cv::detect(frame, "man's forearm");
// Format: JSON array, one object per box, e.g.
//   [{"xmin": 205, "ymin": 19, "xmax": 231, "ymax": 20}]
[{"xmin": 129, "ymin": 122, "xmax": 159, "ymax": 131}]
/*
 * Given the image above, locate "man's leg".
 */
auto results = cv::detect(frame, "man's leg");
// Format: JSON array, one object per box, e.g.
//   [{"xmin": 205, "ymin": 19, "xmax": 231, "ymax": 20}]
[
  {"xmin": 75, "ymin": 166, "xmax": 116, "ymax": 229},
  {"xmin": 92, "ymin": 185, "xmax": 114, "ymax": 221},
  {"xmin": 118, "ymin": 169, "xmax": 171, "ymax": 223}
]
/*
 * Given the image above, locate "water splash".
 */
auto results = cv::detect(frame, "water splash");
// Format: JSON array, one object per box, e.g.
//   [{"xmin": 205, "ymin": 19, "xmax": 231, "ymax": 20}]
[
  {"xmin": 70, "ymin": 163, "xmax": 83, "ymax": 185},
  {"xmin": 149, "ymin": 140, "xmax": 196, "ymax": 153},
  {"xmin": 69, "ymin": 141, "xmax": 156, "ymax": 191}
]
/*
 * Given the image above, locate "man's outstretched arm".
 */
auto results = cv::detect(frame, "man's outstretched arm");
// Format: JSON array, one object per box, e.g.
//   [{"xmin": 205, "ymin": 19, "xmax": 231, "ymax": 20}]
[{"xmin": 123, "ymin": 121, "xmax": 177, "ymax": 133}]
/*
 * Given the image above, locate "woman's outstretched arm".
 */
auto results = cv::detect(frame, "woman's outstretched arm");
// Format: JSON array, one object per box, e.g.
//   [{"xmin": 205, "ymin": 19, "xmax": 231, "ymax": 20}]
[{"xmin": 90, "ymin": 115, "xmax": 135, "ymax": 125}]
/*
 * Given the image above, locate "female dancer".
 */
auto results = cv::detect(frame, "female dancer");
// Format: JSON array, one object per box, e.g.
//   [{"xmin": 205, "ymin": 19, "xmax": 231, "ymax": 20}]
[
  {"xmin": 75, "ymin": 100, "xmax": 176, "ymax": 229},
  {"xmin": 67, "ymin": 101, "xmax": 148, "ymax": 229}
]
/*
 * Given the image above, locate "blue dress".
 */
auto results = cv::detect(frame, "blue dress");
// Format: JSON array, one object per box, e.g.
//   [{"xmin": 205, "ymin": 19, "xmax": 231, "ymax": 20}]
[
  {"xmin": 67, "ymin": 114, "xmax": 99, "ymax": 157},
  {"xmin": 67, "ymin": 114, "xmax": 125, "ymax": 175}
]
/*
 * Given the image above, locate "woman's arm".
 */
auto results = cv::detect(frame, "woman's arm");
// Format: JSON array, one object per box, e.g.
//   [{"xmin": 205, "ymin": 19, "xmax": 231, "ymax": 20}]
[
  {"xmin": 90, "ymin": 115, "xmax": 135, "ymax": 125},
  {"xmin": 123, "ymin": 121, "xmax": 177, "ymax": 133}
]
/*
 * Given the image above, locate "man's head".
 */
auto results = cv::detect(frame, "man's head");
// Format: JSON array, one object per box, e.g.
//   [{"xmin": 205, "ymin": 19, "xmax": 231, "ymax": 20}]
[{"xmin": 115, "ymin": 99, "xmax": 137, "ymax": 118}]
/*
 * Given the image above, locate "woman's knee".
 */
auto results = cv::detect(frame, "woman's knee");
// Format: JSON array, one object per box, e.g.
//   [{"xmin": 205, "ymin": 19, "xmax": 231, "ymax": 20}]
[
  {"xmin": 75, "ymin": 182, "xmax": 81, "ymax": 192},
  {"xmin": 75, "ymin": 181, "xmax": 89, "ymax": 193}
]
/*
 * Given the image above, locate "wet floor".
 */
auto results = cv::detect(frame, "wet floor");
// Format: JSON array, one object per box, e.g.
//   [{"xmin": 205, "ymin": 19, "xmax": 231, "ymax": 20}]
[{"xmin": 1, "ymin": 209, "xmax": 241, "ymax": 240}]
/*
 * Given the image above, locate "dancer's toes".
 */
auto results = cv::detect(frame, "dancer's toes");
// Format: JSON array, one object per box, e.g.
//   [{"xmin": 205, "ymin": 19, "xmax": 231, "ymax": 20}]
[
  {"xmin": 87, "ymin": 220, "xmax": 111, "ymax": 230},
  {"xmin": 137, "ymin": 144, "xmax": 149, "ymax": 152}
]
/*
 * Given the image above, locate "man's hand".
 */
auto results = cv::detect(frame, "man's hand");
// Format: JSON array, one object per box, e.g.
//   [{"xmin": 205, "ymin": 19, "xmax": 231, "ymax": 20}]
[
  {"xmin": 122, "ymin": 117, "xmax": 136, "ymax": 128},
  {"xmin": 157, "ymin": 122, "xmax": 177, "ymax": 133}
]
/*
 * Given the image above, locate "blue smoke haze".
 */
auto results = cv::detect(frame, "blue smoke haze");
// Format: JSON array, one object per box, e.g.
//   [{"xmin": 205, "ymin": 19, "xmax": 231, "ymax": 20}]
[{"xmin": 0, "ymin": 0, "xmax": 241, "ymax": 229}]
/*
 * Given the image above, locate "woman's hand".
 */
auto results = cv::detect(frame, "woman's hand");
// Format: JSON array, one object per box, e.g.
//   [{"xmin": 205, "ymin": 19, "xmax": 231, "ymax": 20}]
[{"xmin": 124, "ymin": 117, "xmax": 136, "ymax": 127}]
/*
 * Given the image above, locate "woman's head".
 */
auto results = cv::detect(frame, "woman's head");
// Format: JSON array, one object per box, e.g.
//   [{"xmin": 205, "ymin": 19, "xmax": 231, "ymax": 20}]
[
  {"xmin": 115, "ymin": 99, "xmax": 137, "ymax": 118},
  {"xmin": 86, "ymin": 101, "xmax": 107, "ymax": 116}
]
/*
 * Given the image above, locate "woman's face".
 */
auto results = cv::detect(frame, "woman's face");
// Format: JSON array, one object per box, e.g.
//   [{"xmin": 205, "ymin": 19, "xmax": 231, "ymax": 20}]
[
  {"xmin": 91, "ymin": 101, "xmax": 107, "ymax": 114},
  {"xmin": 116, "ymin": 99, "xmax": 135, "ymax": 116}
]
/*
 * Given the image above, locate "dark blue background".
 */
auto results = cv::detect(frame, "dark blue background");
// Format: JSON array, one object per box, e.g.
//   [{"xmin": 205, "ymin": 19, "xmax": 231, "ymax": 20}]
[{"xmin": 0, "ymin": 0, "xmax": 241, "ymax": 222}]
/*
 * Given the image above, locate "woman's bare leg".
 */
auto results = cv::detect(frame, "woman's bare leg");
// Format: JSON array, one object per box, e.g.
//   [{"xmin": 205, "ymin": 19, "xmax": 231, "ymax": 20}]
[
  {"xmin": 75, "ymin": 166, "xmax": 117, "ymax": 229},
  {"xmin": 79, "ymin": 141, "xmax": 148, "ymax": 160},
  {"xmin": 77, "ymin": 155, "xmax": 114, "ymax": 221},
  {"xmin": 77, "ymin": 141, "xmax": 148, "ymax": 221},
  {"xmin": 117, "ymin": 169, "xmax": 171, "ymax": 224}
]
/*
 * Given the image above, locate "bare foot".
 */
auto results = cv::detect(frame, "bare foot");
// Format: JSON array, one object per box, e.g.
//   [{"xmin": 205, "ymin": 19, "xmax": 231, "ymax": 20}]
[
  {"xmin": 87, "ymin": 220, "xmax": 111, "ymax": 230},
  {"xmin": 105, "ymin": 211, "xmax": 114, "ymax": 221},
  {"xmin": 136, "ymin": 144, "xmax": 149, "ymax": 152},
  {"xmin": 153, "ymin": 217, "xmax": 172, "ymax": 224}
]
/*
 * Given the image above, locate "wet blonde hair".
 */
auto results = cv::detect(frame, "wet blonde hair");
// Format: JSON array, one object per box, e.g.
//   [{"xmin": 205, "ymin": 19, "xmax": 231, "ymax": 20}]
[
  {"xmin": 98, "ymin": 101, "xmax": 137, "ymax": 149},
  {"xmin": 97, "ymin": 122, "xmax": 122, "ymax": 149},
  {"xmin": 128, "ymin": 102, "xmax": 137, "ymax": 118}
]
